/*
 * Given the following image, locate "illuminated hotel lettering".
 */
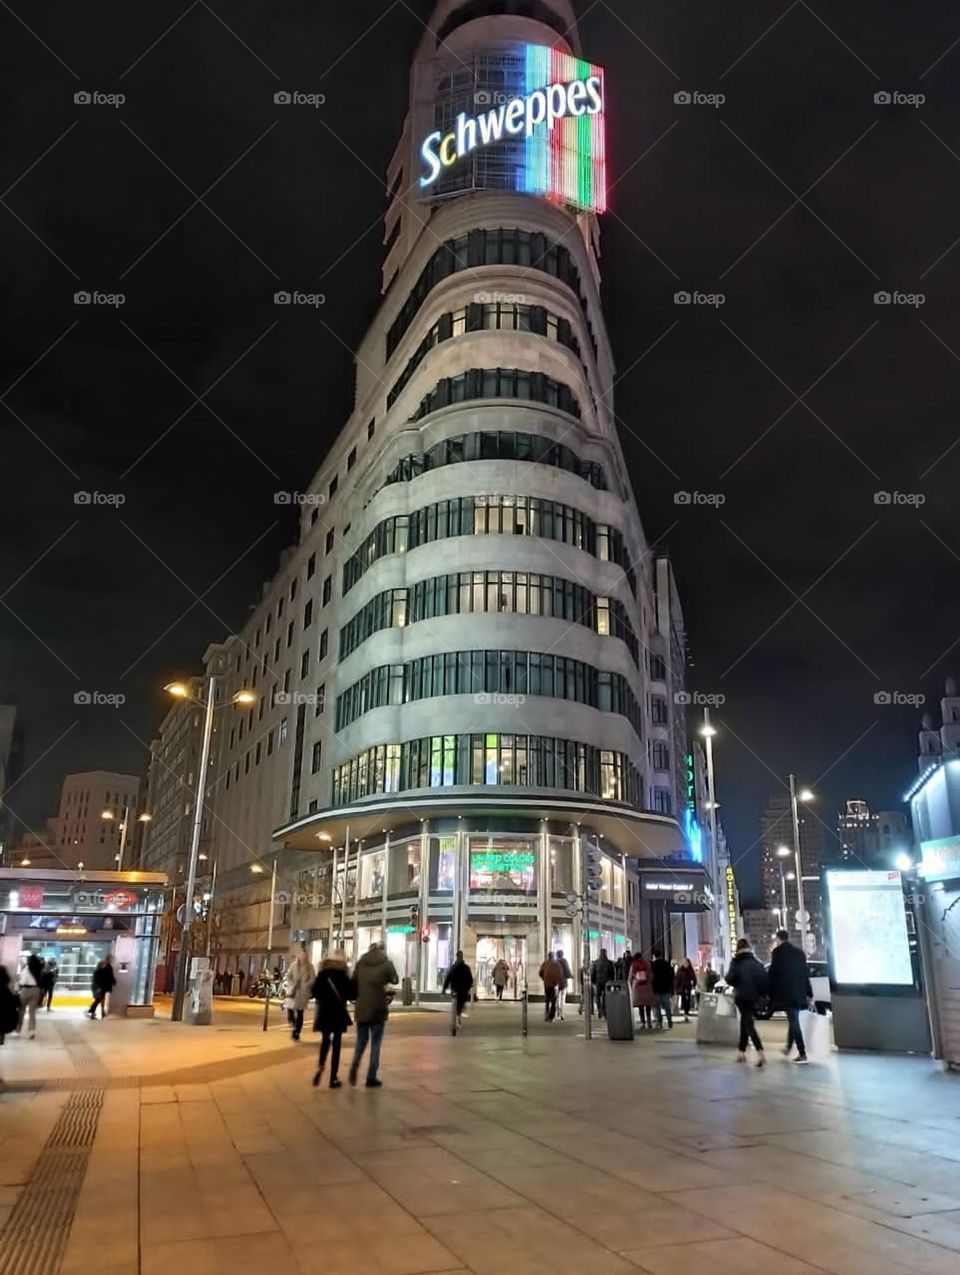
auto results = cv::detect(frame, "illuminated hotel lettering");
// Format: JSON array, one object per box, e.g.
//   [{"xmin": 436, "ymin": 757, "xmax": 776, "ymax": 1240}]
[
  {"xmin": 725, "ymin": 865, "xmax": 738, "ymax": 951},
  {"xmin": 419, "ymin": 45, "xmax": 607, "ymax": 213}
]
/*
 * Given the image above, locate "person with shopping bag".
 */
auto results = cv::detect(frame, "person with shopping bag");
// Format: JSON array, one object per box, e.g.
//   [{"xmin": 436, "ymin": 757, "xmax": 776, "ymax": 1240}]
[{"xmin": 768, "ymin": 928, "xmax": 814, "ymax": 1064}]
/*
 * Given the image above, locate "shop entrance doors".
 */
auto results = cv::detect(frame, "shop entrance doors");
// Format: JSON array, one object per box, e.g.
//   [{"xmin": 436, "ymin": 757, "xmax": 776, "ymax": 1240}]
[{"xmin": 474, "ymin": 934, "xmax": 526, "ymax": 999}]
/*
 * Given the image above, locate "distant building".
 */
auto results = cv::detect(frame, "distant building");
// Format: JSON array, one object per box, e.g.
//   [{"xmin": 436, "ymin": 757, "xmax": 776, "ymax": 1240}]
[
  {"xmin": 741, "ymin": 907, "xmax": 776, "ymax": 963},
  {"xmin": 0, "ymin": 705, "xmax": 23, "ymax": 854},
  {"xmin": 835, "ymin": 799, "xmax": 911, "ymax": 869},
  {"xmin": 53, "ymin": 771, "xmax": 141, "ymax": 870}
]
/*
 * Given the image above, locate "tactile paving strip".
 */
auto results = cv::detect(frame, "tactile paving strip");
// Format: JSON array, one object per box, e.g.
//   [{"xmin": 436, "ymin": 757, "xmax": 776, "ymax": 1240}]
[{"xmin": 0, "ymin": 1089, "xmax": 103, "ymax": 1275}]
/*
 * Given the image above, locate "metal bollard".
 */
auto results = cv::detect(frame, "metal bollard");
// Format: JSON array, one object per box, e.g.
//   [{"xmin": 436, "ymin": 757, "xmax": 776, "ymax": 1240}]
[
  {"xmin": 521, "ymin": 987, "xmax": 528, "ymax": 1037},
  {"xmin": 450, "ymin": 994, "xmax": 458, "ymax": 1036}
]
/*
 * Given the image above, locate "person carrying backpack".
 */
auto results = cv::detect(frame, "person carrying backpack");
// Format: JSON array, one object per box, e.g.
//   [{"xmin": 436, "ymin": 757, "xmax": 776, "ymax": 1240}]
[{"xmin": 725, "ymin": 938, "xmax": 768, "ymax": 1067}]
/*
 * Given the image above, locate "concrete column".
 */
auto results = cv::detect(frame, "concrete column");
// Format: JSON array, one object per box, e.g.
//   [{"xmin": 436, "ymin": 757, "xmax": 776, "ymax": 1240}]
[
  {"xmin": 416, "ymin": 821, "xmax": 429, "ymax": 1005},
  {"xmin": 380, "ymin": 832, "xmax": 390, "ymax": 941}
]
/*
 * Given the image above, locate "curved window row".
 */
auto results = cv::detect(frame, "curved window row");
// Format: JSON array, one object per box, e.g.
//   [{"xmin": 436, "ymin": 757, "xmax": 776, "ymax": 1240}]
[
  {"xmin": 335, "ymin": 648, "xmax": 644, "ymax": 735},
  {"xmin": 331, "ymin": 732, "xmax": 643, "ymax": 809},
  {"xmin": 437, "ymin": 2, "xmax": 569, "ymax": 45},
  {"xmin": 386, "ymin": 228, "xmax": 597, "ymax": 359},
  {"xmin": 413, "ymin": 368, "xmax": 580, "ymax": 422},
  {"xmin": 383, "ymin": 430, "xmax": 606, "ymax": 493},
  {"xmin": 387, "ymin": 303, "xmax": 582, "ymax": 410},
  {"xmin": 339, "ymin": 571, "xmax": 639, "ymax": 665},
  {"xmin": 342, "ymin": 495, "xmax": 637, "ymax": 596}
]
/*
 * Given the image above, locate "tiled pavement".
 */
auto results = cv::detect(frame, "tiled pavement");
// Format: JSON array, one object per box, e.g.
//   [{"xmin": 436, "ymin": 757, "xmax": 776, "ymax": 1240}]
[{"xmin": 1, "ymin": 1002, "xmax": 960, "ymax": 1273}]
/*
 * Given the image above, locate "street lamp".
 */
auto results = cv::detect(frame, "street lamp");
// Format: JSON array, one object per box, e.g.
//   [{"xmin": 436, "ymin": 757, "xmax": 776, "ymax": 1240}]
[
  {"xmin": 699, "ymin": 710, "xmax": 723, "ymax": 967},
  {"xmin": 165, "ymin": 676, "xmax": 256, "ymax": 1021},
  {"xmin": 102, "ymin": 808, "xmax": 152, "ymax": 872},
  {"xmin": 788, "ymin": 775, "xmax": 815, "ymax": 953}
]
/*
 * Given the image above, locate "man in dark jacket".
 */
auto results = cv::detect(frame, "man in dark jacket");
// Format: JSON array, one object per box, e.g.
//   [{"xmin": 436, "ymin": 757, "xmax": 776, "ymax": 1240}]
[
  {"xmin": 89, "ymin": 957, "xmax": 116, "ymax": 1020},
  {"xmin": 591, "ymin": 949, "xmax": 615, "ymax": 1019},
  {"xmin": 768, "ymin": 929, "xmax": 813, "ymax": 1064},
  {"xmin": 650, "ymin": 950, "xmax": 675, "ymax": 1028},
  {"xmin": 555, "ymin": 949, "xmax": 573, "ymax": 1020},
  {"xmin": 443, "ymin": 951, "xmax": 474, "ymax": 1031},
  {"xmin": 726, "ymin": 938, "xmax": 768, "ymax": 1065},
  {"xmin": 348, "ymin": 942, "xmax": 399, "ymax": 1087}
]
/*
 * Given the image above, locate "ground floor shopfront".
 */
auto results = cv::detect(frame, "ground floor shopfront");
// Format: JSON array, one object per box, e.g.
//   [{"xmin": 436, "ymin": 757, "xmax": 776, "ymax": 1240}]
[
  {"xmin": 0, "ymin": 867, "xmax": 167, "ymax": 1010},
  {"xmin": 277, "ymin": 797, "xmax": 690, "ymax": 1000}
]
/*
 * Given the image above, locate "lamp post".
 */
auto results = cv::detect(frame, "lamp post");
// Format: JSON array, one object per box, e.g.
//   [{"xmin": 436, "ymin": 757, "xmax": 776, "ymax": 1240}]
[
  {"xmin": 102, "ymin": 808, "xmax": 152, "ymax": 872},
  {"xmin": 788, "ymin": 775, "xmax": 815, "ymax": 953},
  {"xmin": 699, "ymin": 710, "xmax": 721, "ymax": 964},
  {"xmin": 165, "ymin": 678, "xmax": 256, "ymax": 1022}
]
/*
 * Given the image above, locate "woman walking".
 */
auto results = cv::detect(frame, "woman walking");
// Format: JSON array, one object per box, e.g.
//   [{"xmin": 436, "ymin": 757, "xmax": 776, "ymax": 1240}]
[
  {"xmin": 491, "ymin": 958, "xmax": 509, "ymax": 1001},
  {"xmin": 676, "ymin": 958, "xmax": 697, "ymax": 1021},
  {"xmin": 628, "ymin": 952, "xmax": 654, "ymax": 1028},
  {"xmin": 284, "ymin": 949, "xmax": 315, "ymax": 1041},
  {"xmin": 16, "ymin": 954, "xmax": 43, "ymax": 1038},
  {"xmin": 725, "ymin": 938, "xmax": 768, "ymax": 1067},
  {"xmin": 311, "ymin": 952, "xmax": 353, "ymax": 1088}
]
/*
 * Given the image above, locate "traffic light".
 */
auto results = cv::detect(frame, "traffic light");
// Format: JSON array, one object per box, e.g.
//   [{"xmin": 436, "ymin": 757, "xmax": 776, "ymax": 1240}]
[
  {"xmin": 410, "ymin": 902, "xmax": 420, "ymax": 928},
  {"xmin": 585, "ymin": 842, "xmax": 603, "ymax": 893},
  {"xmin": 420, "ymin": 925, "xmax": 431, "ymax": 943}
]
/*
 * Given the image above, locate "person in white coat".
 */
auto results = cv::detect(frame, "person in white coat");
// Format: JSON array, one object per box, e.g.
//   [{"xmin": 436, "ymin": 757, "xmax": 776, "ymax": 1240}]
[
  {"xmin": 283, "ymin": 949, "xmax": 315, "ymax": 1041},
  {"xmin": 16, "ymin": 954, "xmax": 43, "ymax": 1038}
]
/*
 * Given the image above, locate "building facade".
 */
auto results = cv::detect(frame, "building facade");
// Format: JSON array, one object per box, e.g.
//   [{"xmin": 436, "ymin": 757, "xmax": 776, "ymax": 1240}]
[
  {"xmin": 0, "ymin": 704, "xmax": 23, "ymax": 856},
  {"xmin": 834, "ymin": 799, "xmax": 911, "ymax": 870},
  {"xmin": 143, "ymin": 0, "xmax": 694, "ymax": 989},
  {"xmin": 52, "ymin": 771, "xmax": 141, "ymax": 871}
]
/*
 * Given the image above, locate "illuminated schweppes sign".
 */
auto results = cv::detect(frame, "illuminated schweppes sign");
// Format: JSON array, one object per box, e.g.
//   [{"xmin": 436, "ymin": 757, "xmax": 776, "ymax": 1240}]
[{"xmin": 419, "ymin": 45, "xmax": 607, "ymax": 214}]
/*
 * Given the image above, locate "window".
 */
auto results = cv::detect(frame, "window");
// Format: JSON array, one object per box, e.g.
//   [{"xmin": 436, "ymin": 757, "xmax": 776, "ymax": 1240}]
[
  {"xmin": 651, "ymin": 742, "xmax": 671, "ymax": 771},
  {"xmin": 315, "ymin": 684, "xmax": 325, "ymax": 716},
  {"xmin": 278, "ymin": 718, "xmax": 288, "ymax": 745},
  {"xmin": 367, "ymin": 419, "xmax": 375, "ymax": 440},
  {"xmin": 307, "ymin": 553, "xmax": 316, "ymax": 580},
  {"xmin": 286, "ymin": 620, "xmax": 294, "ymax": 649},
  {"xmin": 412, "ymin": 369, "xmax": 581, "ymax": 423},
  {"xmin": 325, "ymin": 528, "xmax": 335, "ymax": 556},
  {"xmin": 382, "ymin": 430, "xmax": 606, "ymax": 491},
  {"xmin": 653, "ymin": 787, "xmax": 673, "ymax": 814},
  {"xmin": 289, "ymin": 578, "xmax": 298, "ymax": 601},
  {"xmin": 311, "ymin": 741, "xmax": 322, "ymax": 774},
  {"xmin": 283, "ymin": 668, "xmax": 292, "ymax": 693},
  {"xmin": 301, "ymin": 649, "xmax": 310, "ymax": 679},
  {"xmin": 318, "ymin": 629, "xmax": 328, "ymax": 661},
  {"xmin": 322, "ymin": 576, "xmax": 332, "ymax": 606},
  {"xmin": 650, "ymin": 697, "xmax": 669, "ymax": 725},
  {"xmin": 303, "ymin": 599, "xmax": 313, "ymax": 629},
  {"xmin": 328, "ymin": 475, "xmax": 338, "ymax": 499},
  {"xmin": 255, "ymin": 741, "xmax": 262, "ymax": 765},
  {"xmin": 347, "ymin": 447, "xmax": 356, "ymax": 470},
  {"xmin": 649, "ymin": 653, "xmax": 667, "ymax": 681},
  {"xmin": 311, "ymin": 507, "xmax": 319, "ymax": 525}
]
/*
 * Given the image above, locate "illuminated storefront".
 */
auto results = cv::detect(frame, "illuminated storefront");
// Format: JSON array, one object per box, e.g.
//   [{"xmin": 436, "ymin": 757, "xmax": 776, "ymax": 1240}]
[{"xmin": 0, "ymin": 868, "xmax": 166, "ymax": 1011}]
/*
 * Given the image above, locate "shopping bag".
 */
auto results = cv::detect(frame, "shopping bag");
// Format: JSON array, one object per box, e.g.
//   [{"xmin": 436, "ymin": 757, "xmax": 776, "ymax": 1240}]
[
  {"xmin": 715, "ymin": 992, "xmax": 737, "ymax": 1018},
  {"xmin": 798, "ymin": 1009, "xmax": 832, "ymax": 1060}
]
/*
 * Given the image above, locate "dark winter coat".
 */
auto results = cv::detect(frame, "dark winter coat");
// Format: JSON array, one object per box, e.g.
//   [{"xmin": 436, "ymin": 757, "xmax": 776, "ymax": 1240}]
[
  {"xmin": 768, "ymin": 940, "xmax": 812, "ymax": 1009},
  {"xmin": 725, "ymin": 951, "xmax": 769, "ymax": 1003},
  {"xmin": 312, "ymin": 962, "xmax": 354, "ymax": 1033},
  {"xmin": 592, "ymin": 956, "xmax": 615, "ymax": 988},
  {"xmin": 92, "ymin": 962, "xmax": 116, "ymax": 995},
  {"xmin": 651, "ymin": 958, "xmax": 675, "ymax": 994},
  {"xmin": 352, "ymin": 947, "xmax": 399, "ymax": 1026},
  {"xmin": 443, "ymin": 960, "xmax": 475, "ymax": 998},
  {"xmin": 675, "ymin": 963, "xmax": 697, "ymax": 993}
]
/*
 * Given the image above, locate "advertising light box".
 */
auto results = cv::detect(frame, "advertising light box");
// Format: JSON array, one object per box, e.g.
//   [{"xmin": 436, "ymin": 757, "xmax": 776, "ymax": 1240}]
[
  {"xmin": 415, "ymin": 44, "xmax": 607, "ymax": 214},
  {"xmin": 825, "ymin": 868, "xmax": 913, "ymax": 987}
]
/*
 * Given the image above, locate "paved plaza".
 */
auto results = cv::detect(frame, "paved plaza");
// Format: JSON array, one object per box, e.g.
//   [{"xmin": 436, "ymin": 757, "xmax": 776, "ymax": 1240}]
[{"xmin": 1, "ymin": 999, "xmax": 960, "ymax": 1274}]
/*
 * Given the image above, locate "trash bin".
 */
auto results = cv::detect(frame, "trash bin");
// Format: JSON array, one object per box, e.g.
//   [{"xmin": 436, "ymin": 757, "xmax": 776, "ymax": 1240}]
[
  {"xmin": 604, "ymin": 981, "xmax": 634, "ymax": 1040},
  {"xmin": 401, "ymin": 976, "xmax": 413, "ymax": 1006},
  {"xmin": 695, "ymin": 991, "xmax": 739, "ymax": 1045}
]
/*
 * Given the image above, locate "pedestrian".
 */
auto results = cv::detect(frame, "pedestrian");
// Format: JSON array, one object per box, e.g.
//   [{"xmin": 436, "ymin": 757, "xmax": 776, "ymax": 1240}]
[
  {"xmin": 628, "ymin": 952, "xmax": 654, "ymax": 1028},
  {"xmin": 619, "ymin": 948, "xmax": 633, "ymax": 982},
  {"xmin": 676, "ymin": 958, "xmax": 697, "ymax": 1021},
  {"xmin": 538, "ymin": 951, "xmax": 564, "ymax": 1022},
  {"xmin": 283, "ymin": 948, "xmax": 315, "ymax": 1042},
  {"xmin": 311, "ymin": 951, "xmax": 353, "ymax": 1089},
  {"xmin": 650, "ymin": 950, "xmax": 674, "ymax": 1029},
  {"xmin": 555, "ymin": 948, "xmax": 572, "ymax": 1020},
  {"xmin": 443, "ymin": 950, "xmax": 475, "ymax": 1031},
  {"xmin": 705, "ymin": 967, "xmax": 720, "ymax": 992},
  {"xmin": 695, "ymin": 963, "xmax": 709, "ymax": 1008},
  {"xmin": 491, "ymin": 957, "xmax": 509, "ymax": 1001},
  {"xmin": 237, "ymin": 968, "xmax": 245, "ymax": 994},
  {"xmin": 348, "ymin": 941, "xmax": 399, "ymax": 1088},
  {"xmin": 725, "ymin": 937, "xmax": 768, "ymax": 1066},
  {"xmin": 768, "ymin": 928, "xmax": 814, "ymax": 1064},
  {"xmin": 591, "ymin": 948, "xmax": 615, "ymax": 1019},
  {"xmin": 16, "ymin": 954, "xmax": 43, "ymax": 1038},
  {"xmin": 0, "ymin": 965, "xmax": 19, "ymax": 1081},
  {"xmin": 88, "ymin": 957, "xmax": 116, "ymax": 1019},
  {"xmin": 40, "ymin": 957, "xmax": 58, "ymax": 1011}
]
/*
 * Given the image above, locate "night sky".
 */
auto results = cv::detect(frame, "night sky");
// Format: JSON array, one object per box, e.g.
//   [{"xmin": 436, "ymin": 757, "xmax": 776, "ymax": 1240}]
[{"xmin": 2, "ymin": 1, "xmax": 958, "ymax": 900}]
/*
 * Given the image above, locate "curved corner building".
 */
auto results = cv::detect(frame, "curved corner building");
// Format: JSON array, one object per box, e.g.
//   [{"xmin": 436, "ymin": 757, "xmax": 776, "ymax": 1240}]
[{"xmin": 274, "ymin": 0, "xmax": 690, "ymax": 995}]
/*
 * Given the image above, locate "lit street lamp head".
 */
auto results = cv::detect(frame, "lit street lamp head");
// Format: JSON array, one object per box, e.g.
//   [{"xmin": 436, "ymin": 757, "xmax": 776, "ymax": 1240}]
[
  {"xmin": 799, "ymin": 788, "xmax": 815, "ymax": 802},
  {"xmin": 232, "ymin": 690, "xmax": 256, "ymax": 706},
  {"xmin": 164, "ymin": 681, "xmax": 190, "ymax": 698},
  {"xmin": 699, "ymin": 724, "xmax": 717, "ymax": 737},
  {"xmin": 101, "ymin": 809, "xmax": 115, "ymax": 821},
  {"xmin": 776, "ymin": 845, "xmax": 792, "ymax": 858}
]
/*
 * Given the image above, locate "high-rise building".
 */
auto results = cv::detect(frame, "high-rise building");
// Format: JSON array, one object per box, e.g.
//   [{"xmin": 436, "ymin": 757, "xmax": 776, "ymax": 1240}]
[
  {"xmin": 759, "ymin": 790, "xmax": 831, "ymax": 957},
  {"xmin": 147, "ymin": 0, "xmax": 694, "ymax": 986},
  {"xmin": 0, "ymin": 704, "xmax": 23, "ymax": 855},
  {"xmin": 53, "ymin": 771, "xmax": 141, "ymax": 870},
  {"xmin": 835, "ymin": 799, "xmax": 911, "ymax": 869}
]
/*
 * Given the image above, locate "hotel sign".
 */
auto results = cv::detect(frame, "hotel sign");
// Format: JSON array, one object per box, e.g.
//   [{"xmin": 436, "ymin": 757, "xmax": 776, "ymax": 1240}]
[
  {"xmin": 919, "ymin": 835, "xmax": 960, "ymax": 883},
  {"xmin": 725, "ymin": 865, "xmax": 739, "ymax": 951}
]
